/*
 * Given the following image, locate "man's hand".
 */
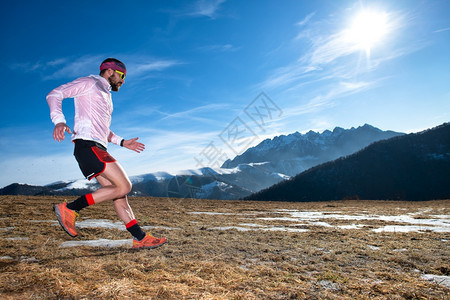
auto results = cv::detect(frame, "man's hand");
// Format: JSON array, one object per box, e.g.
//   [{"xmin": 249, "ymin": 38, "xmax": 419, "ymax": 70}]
[
  {"xmin": 53, "ymin": 123, "xmax": 72, "ymax": 142},
  {"xmin": 123, "ymin": 137, "xmax": 145, "ymax": 153}
]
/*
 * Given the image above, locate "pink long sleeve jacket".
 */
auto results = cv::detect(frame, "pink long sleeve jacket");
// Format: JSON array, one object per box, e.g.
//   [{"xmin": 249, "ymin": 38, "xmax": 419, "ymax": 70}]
[{"xmin": 46, "ymin": 75, "xmax": 123, "ymax": 148}]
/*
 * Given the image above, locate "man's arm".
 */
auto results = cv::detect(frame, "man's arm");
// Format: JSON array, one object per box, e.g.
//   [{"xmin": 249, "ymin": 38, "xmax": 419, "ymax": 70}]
[
  {"xmin": 108, "ymin": 131, "xmax": 145, "ymax": 153},
  {"xmin": 46, "ymin": 77, "xmax": 95, "ymax": 142}
]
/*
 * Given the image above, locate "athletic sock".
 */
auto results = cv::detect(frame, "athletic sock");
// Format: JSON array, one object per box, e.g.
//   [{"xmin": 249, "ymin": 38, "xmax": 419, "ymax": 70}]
[
  {"xmin": 66, "ymin": 194, "xmax": 95, "ymax": 212},
  {"xmin": 126, "ymin": 219, "xmax": 146, "ymax": 241}
]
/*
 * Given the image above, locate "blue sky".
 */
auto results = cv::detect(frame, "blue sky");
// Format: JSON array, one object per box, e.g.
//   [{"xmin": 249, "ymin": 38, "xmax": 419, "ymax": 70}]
[{"xmin": 1, "ymin": 0, "xmax": 449, "ymax": 188}]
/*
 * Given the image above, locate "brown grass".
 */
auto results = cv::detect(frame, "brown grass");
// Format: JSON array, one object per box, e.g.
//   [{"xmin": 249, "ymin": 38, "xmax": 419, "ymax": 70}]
[{"xmin": 0, "ymin": 195, "xmax": 448, "ymax": 299}]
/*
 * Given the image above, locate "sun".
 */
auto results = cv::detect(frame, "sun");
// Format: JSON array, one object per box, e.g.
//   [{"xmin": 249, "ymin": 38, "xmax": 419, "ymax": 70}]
[{"xmin": 345, "ymin": 9, "xmax": 389, "ymax": 57}]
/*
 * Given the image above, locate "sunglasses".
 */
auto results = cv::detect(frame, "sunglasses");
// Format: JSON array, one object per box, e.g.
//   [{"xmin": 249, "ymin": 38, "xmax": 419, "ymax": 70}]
[{"xmin": 114, "ymin": 70, "xmax": 125, "ymax": 80}]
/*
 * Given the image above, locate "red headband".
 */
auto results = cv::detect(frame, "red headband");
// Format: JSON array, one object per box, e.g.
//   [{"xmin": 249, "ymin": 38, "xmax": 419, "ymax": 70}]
[{"xmin": 100, "ymin": 61, "xmax": 127, "ymax": 76}]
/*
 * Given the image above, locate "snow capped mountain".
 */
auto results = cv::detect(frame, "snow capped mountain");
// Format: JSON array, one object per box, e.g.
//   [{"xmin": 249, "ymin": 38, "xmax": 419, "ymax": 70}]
[
  {"xmin": 221, "ymin": 124, "xmax": 402, "ymax": 176},
  {"xmin": 1, "ymin": 124, "xmax": 404, "ymax": 199}
]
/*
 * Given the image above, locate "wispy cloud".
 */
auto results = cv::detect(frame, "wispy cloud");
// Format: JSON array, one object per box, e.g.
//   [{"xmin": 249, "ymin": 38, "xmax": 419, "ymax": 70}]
[
  {"xmin": 9, "ymin": 55, "xmax": 104, "ymax": 80},
  {"xmin": 307, "ymin": 31, "xmax": 358, "ymax": 66},
  {"xmin": 434, "ymin": 27, "xmax": 450, "ymax": 33},
  {"xmin": 296, "ymin": 12, "xmax": 316, "ymax": 27},
  {"xmin": 43, "ymin": 55, "xmax": 104, "ymax": 80},
  {"xmin": 260, "ymin": 64, "xmax": 318, "ymax": 90},
  {"xmin": 197, "ymin": 44, "xmax": 240, "ymax": 52},
  {"xmin": 159, "ymin": 103, "xmax": 230, "ymax": 121},
  {"xmin": 9, "ymin": 55, "xmax": 183, "ymax": 80},
  {"xmin": 185, "ymin": 0, "xmax": 226, "ymax": 19},
  {"xmin": 130, "ymin": 59, "xmax": 184, "ymax": 76},
  {"xmin": 284, "ymin": 80, "xmax": 375, "ymax": 118}
]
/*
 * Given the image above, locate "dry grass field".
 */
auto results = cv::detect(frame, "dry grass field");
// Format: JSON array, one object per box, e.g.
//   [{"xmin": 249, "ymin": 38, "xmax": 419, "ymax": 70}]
[{"xmin": 0, "ymin": 195, "xmax": 448, "ymax": 299}]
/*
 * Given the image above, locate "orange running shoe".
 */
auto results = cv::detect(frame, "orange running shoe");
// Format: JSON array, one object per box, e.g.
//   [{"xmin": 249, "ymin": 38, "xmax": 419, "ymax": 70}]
[
  {"xmin": 53, "ymin": 203, "xmax": 79, "ymax": 237},
  {"xmin": 132, "ymin": 233, "xmax": 167, "ymax": 249}
]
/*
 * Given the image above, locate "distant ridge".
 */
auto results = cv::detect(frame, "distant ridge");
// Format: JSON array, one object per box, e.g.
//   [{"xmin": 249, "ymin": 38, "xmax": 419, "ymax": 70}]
[
  {"xmin": 245, "ymin": 123, "xmax": 450, "ymax": 202},
  {"xmin": 222, "ymin": 123, "xmax": 403, "ymax": 176}
]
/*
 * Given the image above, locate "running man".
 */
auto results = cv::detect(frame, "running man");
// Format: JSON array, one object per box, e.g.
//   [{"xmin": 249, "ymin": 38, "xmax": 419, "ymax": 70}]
[{"xmin": 47, "ymin": 58, "xmax": 167, "ymax": 249}]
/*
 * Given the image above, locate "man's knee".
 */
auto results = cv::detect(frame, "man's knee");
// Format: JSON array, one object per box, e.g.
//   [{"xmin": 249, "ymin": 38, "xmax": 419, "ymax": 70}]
[{"xmin": 118, "ymin": 181, "xmax": 132, "ymax": 196}]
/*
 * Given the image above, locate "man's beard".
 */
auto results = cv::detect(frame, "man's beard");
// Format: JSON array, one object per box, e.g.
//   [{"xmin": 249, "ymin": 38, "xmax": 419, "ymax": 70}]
[{"xmin": 108, "ymin": 75, "xmax": 121, "ymax": 92}]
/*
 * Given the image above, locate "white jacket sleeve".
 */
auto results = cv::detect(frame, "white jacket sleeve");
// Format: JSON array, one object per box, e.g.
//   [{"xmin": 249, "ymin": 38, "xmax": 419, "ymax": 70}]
[
  {"xmin": 46, "ymin": 77, "xmax": 95, "ymax": 125},
  {"xmin": 108, "ymin": 130, "xmax": 124, "ymax": 146}
]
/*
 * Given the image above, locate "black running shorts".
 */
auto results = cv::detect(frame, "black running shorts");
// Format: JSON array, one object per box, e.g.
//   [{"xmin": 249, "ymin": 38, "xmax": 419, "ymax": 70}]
[{"xmin": 73, "ymin": 139, "xmax": 116, "ymax": 180}]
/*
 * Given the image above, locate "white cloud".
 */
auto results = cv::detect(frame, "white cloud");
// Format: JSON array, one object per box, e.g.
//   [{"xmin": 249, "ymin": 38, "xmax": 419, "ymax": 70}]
[
  {"xmin": 296, "ymin": 12, "xmax": 316, "ymax": 27},
  {"xmin": 260, "ymin": 63, "xmax": 318, "ymax": 90},
  {"xmin": 197, "ymin": 44, "xmax": 240, "ymax": 52},
  {"xmin": 43, "ymin": 55, "xmax": 104, "ymax": 80},
  {"xmin": 283, "ymin": 79, "xmax": 375, "ymax": 119},
  {"xmin": 434, "ymin": 27, "xmax": 450, "ymax": 33},
  {"xmin": 187, "ymin": 0, "xmax": 226, "ymax": 19},
  {"xmin": 9, "ymin": 54, "xmax": 183, "ymax": 81},
  {"xmin": 308, "ymin": 31, "xmax": 357, "ymax": 66},
  {"xmin": 159, "ymin": 103, "xmax": 230, "ymax": 121},
  {"xmin": 132, "ymin": 59, "xmax": 183, "ymax": 75}
]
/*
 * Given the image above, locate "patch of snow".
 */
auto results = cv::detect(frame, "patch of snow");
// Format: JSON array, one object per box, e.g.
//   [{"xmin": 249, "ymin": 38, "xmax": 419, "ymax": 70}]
[
  {"xmin": 261, "ymin": 210, "xmax": 450, "ymax": 233},
  {"xmin": 55, "ymin": 178, "xmax": 93, "ymax": 191},
  {"xmin": 367, "ymin": 245, "xmax": 380, "ymax": 250},
  {"xmin": 45, "ymin": 180, "xmax": 70, "ymax": 186},
  {"xmin": 308, "ymin": 221, "xmax": 333, "ymax": 227},
  {"xmin": 430, "ymin": 215, "xmax": 450, "ymax": 219},
  {"xmin": 28, "ymin": 220, "xmax": 58, "ymax": 224},
  {"xmin": 271, "ymin": 172, "xmax": 290, "ymax": 180},
  {"xmin": 59, "ymin": 239, "xmax": 131, "ymax": 248},
  {"xmin": 0, "ymin": 227, "xmax": 14, "ymax": 231},
  {"xmin": 209, "ymin": 226, "xmax": 253, "ymax": 232},
  {"xmin": 76, "ymin": 219, "xmax": 124, "ymax": 230},
  {"xmin": 209, "ymin": 223, "xmax": 309, "ymax": 233},
  {"xmin": 258, "ymin": 216, "xmax": 299, "ymax": 222},
  {"xmin": 263, "ymin": 226, "xmax": 309, "ymax": 233},
  {"xmin": 194, "ymin": 181, "xmax": 221, "ymax": 198},
  {"xmin": 176, "ymin": 168, "xmax": 219, "ymax": 176},
  {"xmin": 65, "ymin": 179, "xmax": 91, "ymax": 189},
  {"xmin": 20, "ymin": 256, "xmax": 38, "ymax": 263},
  {"xmin": 318, "ymin": 280, "xmax": 342, "ymax": 291},
  {"xmin": 4, "ymin": 237, "xmax": 29, "ymax": 241},
  {"xmin": 421, "ymin": 274, "xmax": 450, "ymax": 288},
  {"xmin": 239, "ymin": 223, "xmax": 266, "ymax": 227},
  {"xmin": 187, "ymin": 212, "xmax": 235, "ymax": 215},
  {"xmin": 248, "ymin": 162, "xmax": 271, "ymax": 167},
  {"xmin": 372, "ymin": 225, "xmax": 449, "ymax": 233},
  {"xmin": 142, "ymin": 225, "xmax": 181, "ymax": 231},
  {"xmin": 337, "ymin": 224, "xmax": 366, "ymax": 229},
  {"xmin": 130, "ymin": 172, "xmax": 174, "ymax": 183}
]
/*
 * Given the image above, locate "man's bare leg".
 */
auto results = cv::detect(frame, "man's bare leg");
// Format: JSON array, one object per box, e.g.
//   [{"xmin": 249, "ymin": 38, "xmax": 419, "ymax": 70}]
[
  {"xmin": 90, "ymin": 161, "xmax": 150, "ymax": 242},
  {"xmin": 95, "ymin": 172, "xmax": 135, "ymax": 225},
  {"xmin": 91, "ymin": 161, "xmax": 131, "ymax": 203}
]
